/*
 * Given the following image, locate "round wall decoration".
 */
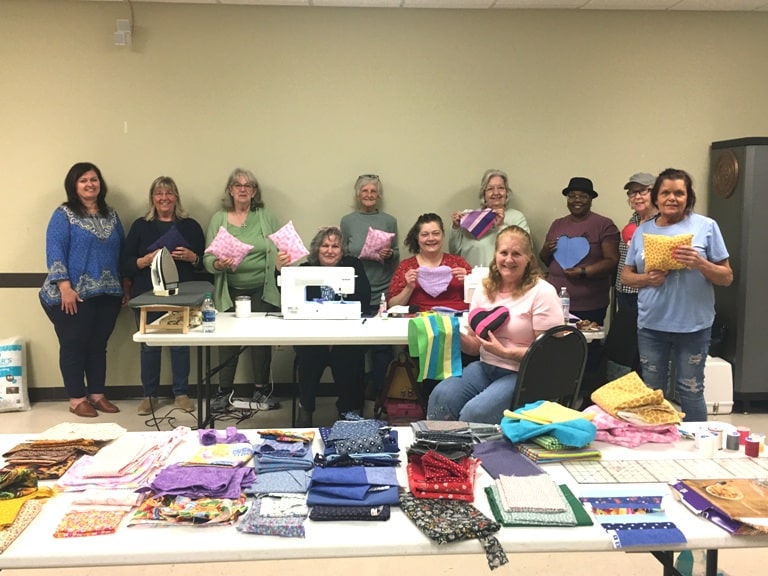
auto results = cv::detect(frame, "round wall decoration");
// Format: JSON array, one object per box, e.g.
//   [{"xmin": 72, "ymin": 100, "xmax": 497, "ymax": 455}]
[{"xmin": 713, "ymin": 149, "xmax": 739, "ymax": 199}]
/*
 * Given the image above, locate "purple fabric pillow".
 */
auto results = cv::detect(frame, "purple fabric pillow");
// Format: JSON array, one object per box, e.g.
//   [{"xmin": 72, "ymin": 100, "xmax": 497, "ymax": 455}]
[
  {"xmin": 146, "ymin": 224, "xmax": 190, "ymax": 252},
  {"xmin": 468, "ymin": 306, "xmax": 510, "ymax": 339}
]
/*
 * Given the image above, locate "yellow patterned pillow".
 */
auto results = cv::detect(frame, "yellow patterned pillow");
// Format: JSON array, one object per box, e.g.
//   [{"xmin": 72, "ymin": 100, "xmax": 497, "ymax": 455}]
[{"xmin": 644, "ymin": 233, "xmax": 693, "ymax": 271}]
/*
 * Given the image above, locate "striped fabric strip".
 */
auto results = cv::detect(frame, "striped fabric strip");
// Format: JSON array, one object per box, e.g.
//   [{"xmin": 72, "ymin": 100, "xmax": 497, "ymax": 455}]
[{"xmin": 408, "ymin": 315, "xmax": 462, "ymax": 381}]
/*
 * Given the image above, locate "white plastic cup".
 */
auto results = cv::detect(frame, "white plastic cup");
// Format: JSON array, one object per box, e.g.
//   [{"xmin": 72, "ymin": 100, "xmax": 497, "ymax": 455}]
[{"xmin": 235, "ymin": 296, "xmax": 251, "ymax": 318}]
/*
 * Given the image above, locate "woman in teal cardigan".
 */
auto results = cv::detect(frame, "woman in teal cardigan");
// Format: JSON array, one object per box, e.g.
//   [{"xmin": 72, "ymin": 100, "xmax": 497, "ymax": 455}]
[{"xmin": 203, "ymin": 168, "xmax": 282, "ymax": 407}]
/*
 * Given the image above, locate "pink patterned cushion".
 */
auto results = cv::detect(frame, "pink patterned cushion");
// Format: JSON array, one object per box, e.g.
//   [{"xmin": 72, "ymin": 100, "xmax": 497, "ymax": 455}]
[
  {"xmin": 417, "ymin": 266, "xmax": 453, "ymax": 298},
  {"xmin": 359, "ymin": 227, "xmax": 395, "ymax": 263},
  {"xmin": 204, "ymin": 226, "xmax": 254, "ymax": 270},
  {"xmin": 267, "ymin": 220, "xmax": 309, "ymax": 265}
]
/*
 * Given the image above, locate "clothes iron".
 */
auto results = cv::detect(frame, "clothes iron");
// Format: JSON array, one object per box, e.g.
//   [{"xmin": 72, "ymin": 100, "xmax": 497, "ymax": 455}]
[{"xmin": 151, "ymin": 247, "xmax": 180, "ymax": 296}]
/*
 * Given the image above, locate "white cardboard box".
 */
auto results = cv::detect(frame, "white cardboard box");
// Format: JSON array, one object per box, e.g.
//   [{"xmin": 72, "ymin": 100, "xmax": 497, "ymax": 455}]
[{"xmin": 704, "ymin": 355, "xmax": 733, "ymax": 415}]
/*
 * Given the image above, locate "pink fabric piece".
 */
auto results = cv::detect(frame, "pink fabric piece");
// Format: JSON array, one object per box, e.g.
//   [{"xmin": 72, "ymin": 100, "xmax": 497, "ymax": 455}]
[
  {"xmin": 267, "ymin": 220, "xmax": 309, "ymax": 265},
  {"xmin": 204, "ymin": 226, "xmax": 254, "ymax": 270},
  {"xmin": 359, "ymin": 226, "xmax": 395, "ymax": 262},
  {"xmin": 417, "ymin": 266, "xmax": 453, "ymax": 298},
  {"xmin": 460, "ymin": 209, "xmax": 496, "ymax": 240},
  {"xmin": 582, "ymin": 405, "xmax": 680, "ymax": 448}
]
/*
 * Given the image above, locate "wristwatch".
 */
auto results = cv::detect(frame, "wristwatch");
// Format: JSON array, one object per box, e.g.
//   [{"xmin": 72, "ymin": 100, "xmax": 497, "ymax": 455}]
[{"xmin": 580, "ymin": 267, "xmax": 587, "ymax": 279}]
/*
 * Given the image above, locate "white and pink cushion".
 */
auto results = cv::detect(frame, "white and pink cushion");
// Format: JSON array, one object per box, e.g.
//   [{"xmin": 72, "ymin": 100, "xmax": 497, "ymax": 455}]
[
  {"xmin": 358, "ymin": 227, "xmax": 395, "ymax": 262},
  {"xmin": 417, "ymin": 266, "xmax": 453, "ymax": 298},
  {"xmin": 267, "ymin": 220, "xmax": 309, "ymax": 265},
  {"xmin": 204, "ymin": 226, "xmax": 254, "ymax": 270}
]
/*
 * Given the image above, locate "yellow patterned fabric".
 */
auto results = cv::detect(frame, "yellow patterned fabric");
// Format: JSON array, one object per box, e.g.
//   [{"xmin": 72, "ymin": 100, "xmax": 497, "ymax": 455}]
[
  {"xmin": 0, "ymin": 499, "xmax": 43, "ymax": 553},
  {"xmin": 0, "ymin": 487, "xmax": 55, "ymax": 528},
  {"xmin": 643, "ymin": 233, "xmax": 693, "ymax": 271},
  {"xmin": 590, "ymin": 372, "xmax": 683, "ymax": 425}
]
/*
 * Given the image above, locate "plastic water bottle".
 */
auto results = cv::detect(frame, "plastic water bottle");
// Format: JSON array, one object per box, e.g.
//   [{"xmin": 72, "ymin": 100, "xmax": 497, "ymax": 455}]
[
  {"xmin": 201, "ymin": 292, "xmax": 216, "ymax": 333},
  {"xmin": 559, "ymin": 286, "xmax": 570, "ymax": 325},
  {"xmin": 378, "ymin": 293, "xmax": 388, "ymax": 319}
]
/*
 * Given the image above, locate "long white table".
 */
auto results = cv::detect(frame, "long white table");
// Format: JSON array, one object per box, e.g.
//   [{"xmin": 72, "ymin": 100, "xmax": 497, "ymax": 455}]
[
  {"xmin": 1, "ymin": 427, "xmax": 766, "ymax": 572},
  {"xmin": 133, "ymin": 313, "xmax": 413, "ymax": 426}
]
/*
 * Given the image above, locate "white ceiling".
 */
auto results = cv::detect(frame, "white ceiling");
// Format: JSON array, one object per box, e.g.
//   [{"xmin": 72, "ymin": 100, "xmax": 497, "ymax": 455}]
[{"xmin": 85, "ymin": 0, "xmax": 768, "ymax": 12}]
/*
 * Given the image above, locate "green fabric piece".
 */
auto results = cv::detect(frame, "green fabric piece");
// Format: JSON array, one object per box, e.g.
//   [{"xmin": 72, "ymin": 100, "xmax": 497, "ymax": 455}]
[{"xmin": 484, "ymin": 484, "xmax": 592, "ymax": 527}]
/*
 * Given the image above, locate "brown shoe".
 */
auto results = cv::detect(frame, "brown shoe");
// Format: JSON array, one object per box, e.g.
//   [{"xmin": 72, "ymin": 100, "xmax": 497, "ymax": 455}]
[
  {"xmin": 174, "ymin": 395, "xmax": 195, "ymax": 413},
  {"xmin": 70, "ymin": 401, "xmax": 98, "ymax": 418},
  {"xmin": 90, "ymin": 397, "xmax": 120, "ymax": 413}
]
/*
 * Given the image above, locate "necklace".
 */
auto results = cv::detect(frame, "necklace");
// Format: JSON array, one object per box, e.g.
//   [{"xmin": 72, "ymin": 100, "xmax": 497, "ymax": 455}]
[{"xmin": 230, "ymin": 212, "xmax": 249, "ymax": 228}]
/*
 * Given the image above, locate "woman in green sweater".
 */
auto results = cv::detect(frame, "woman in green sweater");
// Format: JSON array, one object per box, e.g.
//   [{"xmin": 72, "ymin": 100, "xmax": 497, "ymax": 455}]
[{"xmin": 204, "ymin": 168, "xmax": 282, "ymax": 410}]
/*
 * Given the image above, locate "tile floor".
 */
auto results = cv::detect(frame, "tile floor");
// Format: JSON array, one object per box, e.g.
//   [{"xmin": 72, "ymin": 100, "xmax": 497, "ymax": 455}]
[{"xmin": 1, "ymin": 396, "xmax": 766, "ymax": 575}]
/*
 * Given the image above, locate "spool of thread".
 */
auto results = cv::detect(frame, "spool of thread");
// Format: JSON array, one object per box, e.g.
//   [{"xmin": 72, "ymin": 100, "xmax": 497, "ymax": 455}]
[
  {"xmin": 235, "ymin": 296, "xmax": 251, "ymax": 318},
  {"xmin": 753, "ymin": 433, "xmax": 766, "ymax": 455},
  {"xmin": 737, "ymin": 426, "xmax": 751, "ymax": 445},
  {"xmin": 745, "ymin": 436, "xmax": 760, "ymax": 458},
  {"xmin": 707, "ymin": 426, "xmax": 723, "ymax": 450},
  {"xmin": 725, "ymin": 431, "xmax": 741, "ymax": 451},
  {"xmin": 698, "ymin": 433, "xmax": 716, "ymax": 458}
]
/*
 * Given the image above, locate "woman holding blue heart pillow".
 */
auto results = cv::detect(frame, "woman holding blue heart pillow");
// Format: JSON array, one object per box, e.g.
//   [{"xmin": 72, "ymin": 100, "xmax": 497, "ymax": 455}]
[{"xmin": 539, "ymin": 177, "xmax": 619, "ymax": 329}]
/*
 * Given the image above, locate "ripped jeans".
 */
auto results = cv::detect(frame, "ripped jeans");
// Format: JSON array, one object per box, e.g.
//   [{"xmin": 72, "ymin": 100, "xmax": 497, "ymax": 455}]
[{"xmin": 637, "ymin": 327, "xmax": 710, "ymax": 422}]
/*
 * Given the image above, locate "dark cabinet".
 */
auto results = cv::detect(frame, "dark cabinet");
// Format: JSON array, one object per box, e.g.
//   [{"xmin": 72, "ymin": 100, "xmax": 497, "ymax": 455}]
[{"xmin": 709, "ymin": 138, "xmax": 768, "ymax": 403}]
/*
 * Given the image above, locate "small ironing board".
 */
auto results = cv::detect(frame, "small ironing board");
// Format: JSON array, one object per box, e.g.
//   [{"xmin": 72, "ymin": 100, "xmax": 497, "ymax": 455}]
[{"xmin": 129, "ymin": 281, "xmax": 214, "ymax": 334}]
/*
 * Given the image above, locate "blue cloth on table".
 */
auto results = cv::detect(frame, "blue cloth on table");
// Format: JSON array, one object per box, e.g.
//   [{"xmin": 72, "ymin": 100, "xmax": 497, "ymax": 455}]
[
  {"xmin": 600, "ymin": 520, "xmax": 686, "ymax": 549},
  {"xmin": 246, "ymin": 470, "xmax": 311, "ymax": 495},
  {"xmin": 254, "ymin": 439, "xmax": 309, "ymax": 457},
  {"xmin": 307, "ymin": 466, "xmax": 399, "ymax": 506},
  {"xmin": 499, "ymin": 401, "xmax": 596, "ymax": 448},
  {"xmin": 307, "ymin": 485, "xmax": 399, "ymax": 507},
  {"xmin": 320, "ymin": 426, "xmax": 399, "ymax": 456},
  {"xmin": 255, "ymin": 449, "xmax": 314, "ymax": 473},
  {"xmin": 315, "ymin": 453, "xmax": 400, "ymax": 467},
  {"xmin": 473, "ymin": 439, "xmax": 545, "ymax": 479}
]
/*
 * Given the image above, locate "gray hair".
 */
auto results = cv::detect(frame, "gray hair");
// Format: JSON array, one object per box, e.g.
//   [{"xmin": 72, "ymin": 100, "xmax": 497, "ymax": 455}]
[
  {"xmin": 354, "ymin": 174, "xmax": 383, "ymax": 204},
  {"xmin": 144, "ymin": 176, "xmax": 189, "ymax": 221},
  {"xmin": 221, "ymin": 168, "xmax": 264, "ymax": 211},
  {"xmin": 478, "ymin": 168, "xmax": 511, "ymax": 207},
  {"xmin": 307, "ymin": 226, "xmax": 347, "ymax": 264}
]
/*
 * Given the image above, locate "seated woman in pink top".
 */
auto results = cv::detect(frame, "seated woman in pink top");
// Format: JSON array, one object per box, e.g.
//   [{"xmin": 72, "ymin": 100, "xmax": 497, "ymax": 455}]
[
  {"xmin": 427, "ymin": 226, "xmax": 563, "ymax": 424},
  {"xmin": 387, "ymin": 213, "xmax": 471, "ymax": 312}
]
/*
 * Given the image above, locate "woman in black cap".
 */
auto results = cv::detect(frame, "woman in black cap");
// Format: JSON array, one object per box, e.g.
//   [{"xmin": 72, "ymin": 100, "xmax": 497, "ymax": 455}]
[{"xmin": 539, "ymin": 177, "xmax": 619, "ymax": 383}]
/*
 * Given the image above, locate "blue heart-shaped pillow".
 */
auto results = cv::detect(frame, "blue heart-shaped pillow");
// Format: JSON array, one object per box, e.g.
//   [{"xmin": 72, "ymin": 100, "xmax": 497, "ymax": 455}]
[{"xmin": 554, "ymin": 236, "xmax": 589, "ymax": 270}]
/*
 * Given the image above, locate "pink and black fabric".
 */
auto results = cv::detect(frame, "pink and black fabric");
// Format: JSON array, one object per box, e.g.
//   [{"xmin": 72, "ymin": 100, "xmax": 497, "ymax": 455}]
[{"xmin": 468, "ymin": 306, "xmax": 510, "ymax": 340}]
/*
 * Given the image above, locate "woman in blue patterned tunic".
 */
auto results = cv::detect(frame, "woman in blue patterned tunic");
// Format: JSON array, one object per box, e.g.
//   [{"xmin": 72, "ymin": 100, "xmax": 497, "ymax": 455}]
[{"xmin": 40, "ymin": 162, "xmax": 127, "ymax": 418}]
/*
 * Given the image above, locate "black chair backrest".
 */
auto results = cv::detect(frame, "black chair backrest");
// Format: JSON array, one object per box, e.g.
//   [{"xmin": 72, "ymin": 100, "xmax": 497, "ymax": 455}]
[{"xmin": 511, "ymin": 324, "xmax": 588, "ymax": 410}]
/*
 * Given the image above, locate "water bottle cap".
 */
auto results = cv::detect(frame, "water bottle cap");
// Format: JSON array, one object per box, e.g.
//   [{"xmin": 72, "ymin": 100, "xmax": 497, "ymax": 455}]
[{"xmin": 204, "ymin": 292, "xmax": 212, "ymax": 298}]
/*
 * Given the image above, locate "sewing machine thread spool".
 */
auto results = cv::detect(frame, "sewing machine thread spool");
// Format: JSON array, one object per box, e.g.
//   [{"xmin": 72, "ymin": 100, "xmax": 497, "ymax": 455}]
[
  {"xmin": 725, "ymin": 431, "xmax": 741, "ymax": 451},
  {"xmin": 737, "ymin": 426, "xmax": 751, "ymax": 445},
  {"xmin": 745, "ymin": 436, "xmax": 760, "ymax": 458},
  {"xmin": 235, "ymin": 296, "xmax": 251, "ymax": 318},
  {"xmin": 698, "ymin": 433, "xmax": 716, "ymax": 458},
  {"xmin": 707, "ymin": 426, "xmax": 724, "ymax": 450}
]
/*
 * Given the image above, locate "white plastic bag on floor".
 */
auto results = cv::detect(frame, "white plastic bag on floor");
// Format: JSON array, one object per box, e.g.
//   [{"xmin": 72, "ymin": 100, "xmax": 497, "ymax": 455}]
[{"xmin": 0, "ymin": 336, "xmax": 31, "ymax": 412}]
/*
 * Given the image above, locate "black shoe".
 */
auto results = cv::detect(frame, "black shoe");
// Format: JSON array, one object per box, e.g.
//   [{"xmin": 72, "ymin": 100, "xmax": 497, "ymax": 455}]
[
  {"xmin": 211, "ymin": 392, "xmax": 231, "ymax": 413},
  {"xmin": 296, "ymin": 407, "xmax": 313, "ymax": 428}
]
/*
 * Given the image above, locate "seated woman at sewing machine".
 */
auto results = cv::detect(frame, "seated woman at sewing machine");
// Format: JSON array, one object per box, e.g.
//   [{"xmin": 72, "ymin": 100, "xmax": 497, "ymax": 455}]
[{"xmin": 276, "ymin": 226, "xmax": 372, "ymax": 427}]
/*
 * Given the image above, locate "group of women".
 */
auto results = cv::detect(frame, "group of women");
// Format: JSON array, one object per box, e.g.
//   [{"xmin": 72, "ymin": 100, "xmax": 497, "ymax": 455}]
[{"xmin": 41, "ymin": 163, "xmax": 731, "ymax": 424}]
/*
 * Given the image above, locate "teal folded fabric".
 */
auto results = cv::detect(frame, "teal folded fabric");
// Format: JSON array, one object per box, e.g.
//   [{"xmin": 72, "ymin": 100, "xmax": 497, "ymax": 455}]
[{"xmin": 499, "ymin": 401, "xmax": 596, "ymax": 448}]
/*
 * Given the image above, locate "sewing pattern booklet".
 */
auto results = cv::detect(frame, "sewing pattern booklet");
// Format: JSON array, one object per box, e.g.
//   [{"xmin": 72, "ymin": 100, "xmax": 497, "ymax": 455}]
[{"xmin": 672, "ymin": 478, "xmax": 768, "ymax": 533}]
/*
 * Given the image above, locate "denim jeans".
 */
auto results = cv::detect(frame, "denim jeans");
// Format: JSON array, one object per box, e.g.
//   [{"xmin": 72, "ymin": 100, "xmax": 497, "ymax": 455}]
[
  {"xmin": 134, "ymin": 310, "xmax": 189, "ymax": 397},
  {"xmin": 427, "ymin": 360, "xmax": 517, "ymax": 424},
  {"xmin": 41, "ymin": 295, "xmax": 121, "ymax": 398},
  {"xmin": 637, "ymin": 327, "xmax": 710, "ymax": 422}
]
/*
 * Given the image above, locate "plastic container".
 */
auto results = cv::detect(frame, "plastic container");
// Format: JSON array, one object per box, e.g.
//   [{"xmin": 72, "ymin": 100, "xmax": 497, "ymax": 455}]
[{"xmin": 559, "ymin": 286, "xmax": 570, "ymax": 325}]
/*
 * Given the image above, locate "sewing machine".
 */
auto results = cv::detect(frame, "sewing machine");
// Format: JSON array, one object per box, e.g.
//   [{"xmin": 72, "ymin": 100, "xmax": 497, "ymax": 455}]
[
  {"xmin": 464, "ymin": 266, "xmax": 489, "ymax": 303},
  {"xmin": 279, "ymin": 266, "xmax": 362, "ymax": 320},
  {"xmin": 151, "ymin": 247, "xmax": 180, "ymax": 296}
]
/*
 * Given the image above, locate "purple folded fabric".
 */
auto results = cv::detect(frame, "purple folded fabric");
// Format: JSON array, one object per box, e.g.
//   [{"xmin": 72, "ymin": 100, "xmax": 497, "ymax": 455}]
[
  {"xmin": 146, "ymin": 225, "xmax": 190, "ymax": 252},
  {"xmin": 468, "ymin": 306, "xmax": 510, "ymax": 339},
  {"xmin": 198, "ymin": 426, "xmax": 249, "ymax": 446},
  {"xmin": 417, "ymin": 266, "xmax": 453, "ymax": 298},
  {"xmin": 460, "ymin": 209, "xmax": 496, "ymax": 240}
]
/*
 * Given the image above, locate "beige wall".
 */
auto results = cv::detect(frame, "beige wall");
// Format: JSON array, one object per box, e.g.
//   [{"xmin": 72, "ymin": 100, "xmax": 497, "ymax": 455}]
[{"xmin": 2, "ymin": 0, "xmax": 767, "ymax": 391}]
